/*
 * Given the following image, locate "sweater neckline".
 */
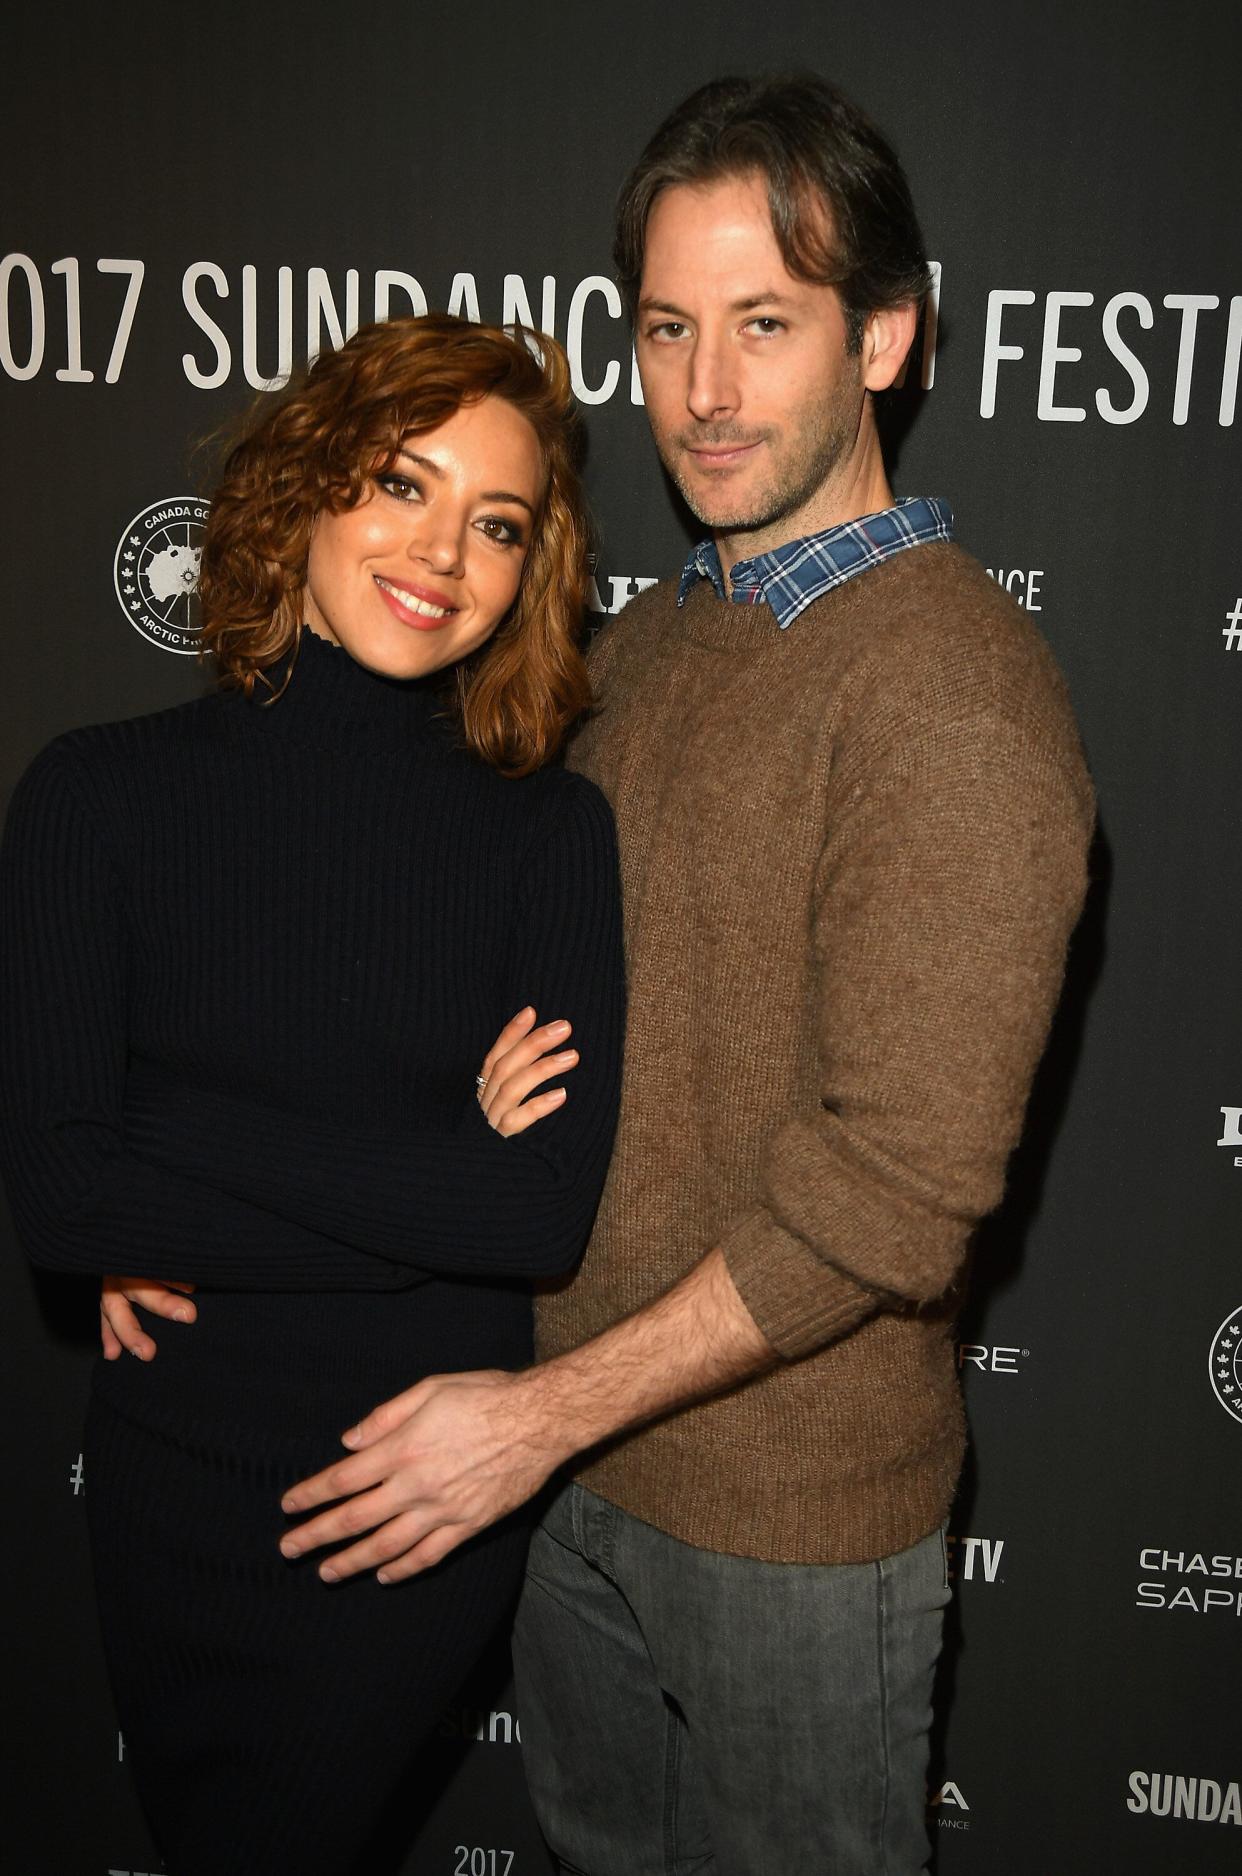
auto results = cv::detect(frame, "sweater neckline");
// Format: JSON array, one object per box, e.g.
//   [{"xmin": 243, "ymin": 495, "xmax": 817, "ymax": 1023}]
[
  {"xmin": 237, "ymin": 628, "xmax": 456, "ymax": 754},
  {"xmin": 674, "ymin": 545, "xmax": 929, "ymax": 650},
  {"xmin": 674, "ymin": 575, "xmax": 851, "ymax": 650}
]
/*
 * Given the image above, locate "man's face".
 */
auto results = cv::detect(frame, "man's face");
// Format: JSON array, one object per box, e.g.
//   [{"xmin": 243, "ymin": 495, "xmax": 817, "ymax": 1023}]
[{"xmin": 635, "ymin": 172, "xmax": 867, "ymax": 550}]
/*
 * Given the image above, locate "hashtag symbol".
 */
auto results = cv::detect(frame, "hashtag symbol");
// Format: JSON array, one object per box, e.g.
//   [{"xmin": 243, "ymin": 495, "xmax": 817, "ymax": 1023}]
[
  {"xmin": 1225, "ymin": 600, "xmax": 1242, "ymax": 650},
  {"xmin": 69, "ymin": 1452, "xmax": 85, "ymax": 1496}
]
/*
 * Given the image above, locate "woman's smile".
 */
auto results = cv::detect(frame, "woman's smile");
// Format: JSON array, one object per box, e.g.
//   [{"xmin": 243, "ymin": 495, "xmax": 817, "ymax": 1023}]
[{"xmin": 372, "ymin": 572, "xmax": 458, "ymax": 627}]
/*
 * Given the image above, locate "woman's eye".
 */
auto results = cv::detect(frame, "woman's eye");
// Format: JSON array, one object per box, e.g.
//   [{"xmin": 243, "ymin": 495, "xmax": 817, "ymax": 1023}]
[
  {"xmin": 478, "ymin": 516, "xmax": 524, "ymax": 547},
  {"xmin": 648, "ymin": 321, "xmax": 687, "ymax": 342},
  {"xmin": 377, "ymin": 473, "xmax": 420, "ymax": 501}
]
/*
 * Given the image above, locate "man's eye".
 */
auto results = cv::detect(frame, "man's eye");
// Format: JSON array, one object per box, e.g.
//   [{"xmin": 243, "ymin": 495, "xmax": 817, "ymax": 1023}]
[
  {"xmin": 747, "ymin": 318, "xmax": 784, "ymax": 336},
  {"xmin": 648, "ymin": 322, "xmax": 687, "ymax": 341}
]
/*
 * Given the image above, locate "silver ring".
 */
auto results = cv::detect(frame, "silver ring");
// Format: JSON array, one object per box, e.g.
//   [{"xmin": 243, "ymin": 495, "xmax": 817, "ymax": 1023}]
[{"xmin": 475, "ymin": 1074, "xmax": 488, "ymax": 1090}]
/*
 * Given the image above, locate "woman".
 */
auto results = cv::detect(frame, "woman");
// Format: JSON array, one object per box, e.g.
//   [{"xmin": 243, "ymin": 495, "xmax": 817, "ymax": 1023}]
[{"xmin": 0, "ymin": 314, "xmax": 625, "ymax": 1874}]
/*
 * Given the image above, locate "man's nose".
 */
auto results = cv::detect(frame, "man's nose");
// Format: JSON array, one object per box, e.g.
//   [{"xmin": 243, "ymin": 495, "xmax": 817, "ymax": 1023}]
[{"xmin": 686, "ymin": 338, "xmax": 740, "ymax": 423}]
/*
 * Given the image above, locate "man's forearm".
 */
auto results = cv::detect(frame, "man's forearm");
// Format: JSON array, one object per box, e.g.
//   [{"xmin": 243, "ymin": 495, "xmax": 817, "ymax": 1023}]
[
  {"xmin": 276, "ymin": 1248, "xmax": 780, "ymax": 1583},
  {"xmin": 515, "ymin": 1246, "xmax": 778, "ymax": 1468}
]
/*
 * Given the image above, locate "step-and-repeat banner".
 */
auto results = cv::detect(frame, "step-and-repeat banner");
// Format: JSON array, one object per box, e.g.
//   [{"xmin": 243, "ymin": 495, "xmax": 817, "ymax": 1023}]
[{"xmin": 2, "ymin": 3, "xmax": 1237, "ymax": 1871}]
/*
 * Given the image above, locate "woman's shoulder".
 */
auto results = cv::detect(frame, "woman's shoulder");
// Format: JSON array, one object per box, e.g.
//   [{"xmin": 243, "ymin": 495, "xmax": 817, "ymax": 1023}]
[
  {"xmin": 510, "ymin": 762, "xmax": 618, "ymax": 865},
  {"xmin": 29, "ymin": 691, "xmax": 224, "ymax": 761},
  {"xmin": 8, "ymin": 695, "xmax": 231, "ymax": 825}
]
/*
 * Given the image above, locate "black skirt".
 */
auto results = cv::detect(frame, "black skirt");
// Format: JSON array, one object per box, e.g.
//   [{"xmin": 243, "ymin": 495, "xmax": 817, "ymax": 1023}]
[{"xmin": 85, "ymin": 1390, "xmax": 530, "ymax": 1876}]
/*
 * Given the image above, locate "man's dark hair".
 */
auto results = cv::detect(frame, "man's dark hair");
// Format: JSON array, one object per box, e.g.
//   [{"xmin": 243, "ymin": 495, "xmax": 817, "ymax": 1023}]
[{"xmin": 614, "ymin": 73, "xmax": 931, "ymax": 352}]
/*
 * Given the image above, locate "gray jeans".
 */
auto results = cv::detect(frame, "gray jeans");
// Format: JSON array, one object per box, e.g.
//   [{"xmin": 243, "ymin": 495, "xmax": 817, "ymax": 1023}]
[{"xmin": 511, "ymin": 1483, "xmax": 949, "ymax": 1876}]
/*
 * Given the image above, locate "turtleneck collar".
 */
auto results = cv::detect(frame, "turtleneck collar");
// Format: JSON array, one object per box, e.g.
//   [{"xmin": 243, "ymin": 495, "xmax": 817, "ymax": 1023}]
[{"xmin": 235, "ymin": 628, "xmax": 457, "ymax": 754}]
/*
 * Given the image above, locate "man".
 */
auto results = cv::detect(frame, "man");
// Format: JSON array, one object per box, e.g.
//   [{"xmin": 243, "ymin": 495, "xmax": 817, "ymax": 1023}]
[{"xmin": 280, "ymin": 74, "xmax": 1093, "ymax": 1872}]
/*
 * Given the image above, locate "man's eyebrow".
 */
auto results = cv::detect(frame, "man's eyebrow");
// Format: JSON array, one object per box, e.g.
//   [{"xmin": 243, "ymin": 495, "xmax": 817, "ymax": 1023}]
[
  {"xmin": 730, "ymin": 291, "xmax": 798, "ymax": 312},
  {"xmin": 637, "ymin": 297, "xmax": 692, "ymax": 319},
  {"xmin": 636, "ymin": 290, "xmax": 800, "ymax": 318},
  {"xmin": 394, "ymin": 451, "xmax": 534, "ymax": 516}
]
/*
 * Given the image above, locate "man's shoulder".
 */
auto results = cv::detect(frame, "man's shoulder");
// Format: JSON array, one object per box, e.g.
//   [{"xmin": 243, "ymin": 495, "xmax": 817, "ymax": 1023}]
[
  {"xmin": 586, "ymin": 576, "xmax": 680, "ymax": 667},
  {"xmin": 858, "ymin": 541, "xmax": 1031, "ymax": 646},
  {"xmin": 842, "ymin": 541, "xmax": 1079, "ymax": 734}
]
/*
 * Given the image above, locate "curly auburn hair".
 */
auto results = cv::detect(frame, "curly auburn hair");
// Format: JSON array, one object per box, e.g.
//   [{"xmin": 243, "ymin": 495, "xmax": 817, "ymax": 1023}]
[{"xmin": 198, "ymin": 313, "xmax": 592, "ymax": 777}]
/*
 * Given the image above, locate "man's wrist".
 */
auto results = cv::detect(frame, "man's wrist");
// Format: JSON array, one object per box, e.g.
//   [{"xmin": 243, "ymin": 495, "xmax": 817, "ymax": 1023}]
[
  {"xmin": 510, "ymin": 1353, "xmax": 601, "ymax": 1470},
  {"xmin": 510, "ymin": 1248, "xmax": 777, "ymax": 1475}
]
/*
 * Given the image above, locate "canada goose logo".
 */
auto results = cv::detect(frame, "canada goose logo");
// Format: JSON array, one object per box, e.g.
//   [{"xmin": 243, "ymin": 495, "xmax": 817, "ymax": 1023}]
[
  {"xmin": 1209, "ymin": 1309, "xmax": 1242, "ymax": 1425},
  {"xmin": 113, "ymin": 497, "xmax": 210, "ymax": 654}
]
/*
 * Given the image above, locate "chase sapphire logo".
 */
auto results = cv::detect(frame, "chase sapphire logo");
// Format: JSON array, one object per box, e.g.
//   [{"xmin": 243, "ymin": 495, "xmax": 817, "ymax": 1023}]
[
  {"xmin": 113, "ymin": 497, "xmax": 210, "ymax": 655},
  {"xmin": 1209, "ymin": 1309, "xmax": 1242, "ymax": 1424}
]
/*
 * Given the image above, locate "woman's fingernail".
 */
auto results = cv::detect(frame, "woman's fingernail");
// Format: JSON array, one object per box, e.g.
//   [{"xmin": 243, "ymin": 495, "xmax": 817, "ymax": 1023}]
[
  {"xmin": 549, "ymin": 1087, "xmax": 567, "ymax": 1102},
  {"xmin": 281, "ymin": 1540, "xmax": 300, "ymax": 1557},
  {"xmin": 341, "ymin": 1427, "xmax": 361, "ymax": 1447},
  {"xmin": 548, "ymin": 1020, "xmax": 571, "ymax": 1037},
  {"xmin": 376, "ymin": 1570, "xmax": 391, "ymax": 1585},
  {"xmin": 173, "ymin": 1307, "xmax": 191, "ymax": 1322},
  {"xmin": 554, "ymin": 1050, "xmax": 578, "ymax": 1064},
  {"xmin": 320, "ymin": 1565, "xmax": 339, "ymax": 1583}
]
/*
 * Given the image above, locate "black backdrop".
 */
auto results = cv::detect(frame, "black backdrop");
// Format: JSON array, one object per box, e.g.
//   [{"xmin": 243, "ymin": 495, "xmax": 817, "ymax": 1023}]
[{"xmin": 2, "ymin": 3, "xmax": 1239, "ymax": 1870}]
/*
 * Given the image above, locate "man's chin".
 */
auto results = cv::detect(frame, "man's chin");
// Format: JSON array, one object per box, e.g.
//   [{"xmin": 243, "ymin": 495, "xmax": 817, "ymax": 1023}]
[
  {"xmin": 673, "ymin": 477, "xmax": 770, "ymax": 535},
  {"xmin": 683, "ymin": 496, "xmax": 784, "ymax": 535}
]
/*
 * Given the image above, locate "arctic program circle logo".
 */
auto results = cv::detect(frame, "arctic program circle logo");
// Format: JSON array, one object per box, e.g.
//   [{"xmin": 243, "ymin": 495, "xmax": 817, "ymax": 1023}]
[
  {"xmin": 1209, "ymin": 1308, "xmax": 1242, "ymax": 1425},
  {"xmin": 113, "ymin": 497, "xmax": 210, "ymax": 654}
]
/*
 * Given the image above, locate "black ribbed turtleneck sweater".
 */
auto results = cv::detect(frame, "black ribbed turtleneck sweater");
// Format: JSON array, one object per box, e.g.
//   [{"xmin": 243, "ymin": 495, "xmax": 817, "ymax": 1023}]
[
  {"xmin": 2, "ymin": 628, "xmax": 624, "ymax": 1431},
  {"xmin": 0, "ymin": 630, "xmax": 625, "ymax": 1873}
]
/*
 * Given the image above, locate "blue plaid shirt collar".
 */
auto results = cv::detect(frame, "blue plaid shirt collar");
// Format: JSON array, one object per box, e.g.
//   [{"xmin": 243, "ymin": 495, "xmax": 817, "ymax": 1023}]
[{"xmin": 676, "ymin": 496, "xmax": 954, "ymax": 630}]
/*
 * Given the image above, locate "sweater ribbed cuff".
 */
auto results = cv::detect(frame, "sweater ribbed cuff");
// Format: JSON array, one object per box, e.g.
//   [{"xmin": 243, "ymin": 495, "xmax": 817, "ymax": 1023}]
[{"xmin": 720, "ymin": 1204, "xmax": 878, "ymax": 1360}]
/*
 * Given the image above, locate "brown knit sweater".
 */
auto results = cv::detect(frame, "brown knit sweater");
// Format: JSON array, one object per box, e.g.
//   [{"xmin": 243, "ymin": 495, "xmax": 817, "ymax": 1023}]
[{"xmin": 539, "ymin": 541, "xmax": 1094, "ymax": 1564}]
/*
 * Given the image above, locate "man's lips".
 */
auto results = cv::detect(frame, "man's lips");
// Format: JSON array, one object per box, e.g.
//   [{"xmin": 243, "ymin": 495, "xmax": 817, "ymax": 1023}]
[
  {"xmin": 373, "ymin": 573, "xmax": 459, "ymax": 630},
  {"xmin": 683, "ymin": 439, "xmax": 764, "ymax": 469}
]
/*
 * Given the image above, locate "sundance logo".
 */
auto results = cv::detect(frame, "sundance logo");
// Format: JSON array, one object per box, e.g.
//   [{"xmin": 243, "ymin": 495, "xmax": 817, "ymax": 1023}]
[
  {"xmin": 438, "ymin": 1706, "xmax": 521, "ymax": 1745},
  {"xmin": 1219, "ymin": 1107, "xmax": 1242, "ymax": 1167},
  {"xmin": 1127, "ymin": 1772, "xmax": 1241, "ymax": 1826}
]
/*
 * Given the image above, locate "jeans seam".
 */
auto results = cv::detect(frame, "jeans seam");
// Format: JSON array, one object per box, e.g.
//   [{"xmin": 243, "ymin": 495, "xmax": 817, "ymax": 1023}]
[
  {"xmin": 569, "ymin": 1481, "xmax": 586, "ymax": 1555},
  {"xmin": 876, "ymin": 1557, "xmax": 893, "ymax": 1875},
  {"xmin": 600, "ymin": 1495, "xmax": 616, "ymax": 1579},
  {"xmin": 662, "ymin": 1699, "xmax": 681, "ymax": 1875}
]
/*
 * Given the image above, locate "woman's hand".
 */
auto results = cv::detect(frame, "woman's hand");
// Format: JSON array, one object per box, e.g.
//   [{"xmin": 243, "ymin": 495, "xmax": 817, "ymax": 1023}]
[
  {"xmin": 477, "ymin": 1006, "xmax": 579, "ymax": 1136},
  {"xmin": 100, "ymin": 1276, "xmax": 197, "ymax": 1361}
]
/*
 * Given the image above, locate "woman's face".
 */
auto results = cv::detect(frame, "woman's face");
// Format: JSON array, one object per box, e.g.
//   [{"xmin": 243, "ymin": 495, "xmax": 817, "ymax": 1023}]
[{"xmin": 302, "ymin": 394, "xmax": 544, "ymax": 680}]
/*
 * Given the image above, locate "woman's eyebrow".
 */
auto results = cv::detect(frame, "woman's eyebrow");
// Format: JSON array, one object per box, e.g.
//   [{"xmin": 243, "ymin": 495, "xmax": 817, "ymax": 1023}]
[{"xmin": 394, "ymin": 450, "xmax": 534, "ymax": 515}]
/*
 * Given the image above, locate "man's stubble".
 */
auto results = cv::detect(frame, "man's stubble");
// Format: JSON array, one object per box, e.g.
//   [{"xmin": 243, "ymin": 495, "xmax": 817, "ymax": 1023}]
[{"xmin": 649, "ymin": 366, "xmax": 864, "ymax": 545}]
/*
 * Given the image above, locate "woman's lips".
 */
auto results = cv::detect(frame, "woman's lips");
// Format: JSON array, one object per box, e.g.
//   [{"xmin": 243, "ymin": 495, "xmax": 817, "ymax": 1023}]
[{"xmin": 373, "ymin": 574, "xmax": 458, "ymax": 630}]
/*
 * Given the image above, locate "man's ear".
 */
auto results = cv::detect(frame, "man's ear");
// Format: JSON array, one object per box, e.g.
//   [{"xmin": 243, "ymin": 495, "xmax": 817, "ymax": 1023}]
[{"xmin": 861, "ymin": 301, "xmax": 918, "ymax": 392}]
